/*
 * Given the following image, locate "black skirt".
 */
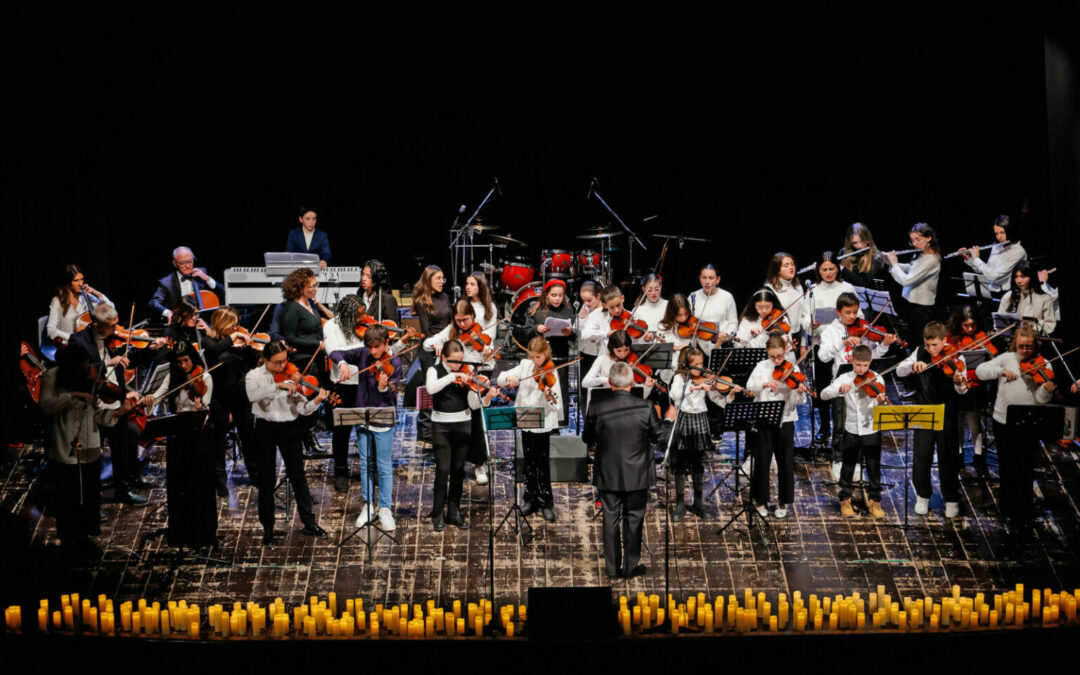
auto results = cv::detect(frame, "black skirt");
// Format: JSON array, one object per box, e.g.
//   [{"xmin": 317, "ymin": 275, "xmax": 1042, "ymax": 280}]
[{"xmin": 672, "ymin": 411, "xmax": 712, "ymax": 474}]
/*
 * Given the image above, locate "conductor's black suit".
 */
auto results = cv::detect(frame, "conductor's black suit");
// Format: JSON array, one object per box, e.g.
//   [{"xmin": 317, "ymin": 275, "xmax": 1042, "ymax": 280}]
[{"xmin": 583, "ymin": 389, "xmax": 665, "ymax": 577}]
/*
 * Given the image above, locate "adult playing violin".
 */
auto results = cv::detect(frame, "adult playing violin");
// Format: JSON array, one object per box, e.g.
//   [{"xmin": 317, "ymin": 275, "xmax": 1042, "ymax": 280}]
[
  {"xmin": 149, "ymin": 247, "xmax": 220, "ymax": 321},
  {"xmin": 279, "ymin": 267, "xmax": 331, "ymax": 453},
  {"xmin": 47, "ymin": 264, "xmax": 114, "ymax": 346}
]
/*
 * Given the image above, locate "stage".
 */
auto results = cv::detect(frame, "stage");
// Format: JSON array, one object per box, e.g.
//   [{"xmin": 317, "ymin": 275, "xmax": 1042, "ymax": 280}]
[{"xmin": 4, "ymin": 367, "xmax": 1079, "ymax": 613}]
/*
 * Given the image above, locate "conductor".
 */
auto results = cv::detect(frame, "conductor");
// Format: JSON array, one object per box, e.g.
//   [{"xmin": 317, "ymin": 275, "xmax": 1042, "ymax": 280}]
[{"xmin": 583, "ymin": 361, "xmax": 666, "ymax": 579}]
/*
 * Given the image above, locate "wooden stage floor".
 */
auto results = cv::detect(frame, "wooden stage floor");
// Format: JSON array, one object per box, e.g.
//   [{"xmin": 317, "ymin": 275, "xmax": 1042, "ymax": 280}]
[{"xmin": 4, "ymin": 373, "xmax": 1080, "ymax": 610}]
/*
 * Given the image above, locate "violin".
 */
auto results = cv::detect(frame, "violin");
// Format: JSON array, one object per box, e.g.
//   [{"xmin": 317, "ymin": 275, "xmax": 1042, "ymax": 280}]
[
  {"xmin": 232, "ymin": 326, "xmax": 271, "ymax": 352},
  {"xmin": 761, "ymin": 308, "xmax": 790, "ymax": 334},
  {"xmin": 675, "ymin": 316, "xmax": 722, "ymax": 341},
  {"xmin": 460, "ymin": 322, "xmax": 493, "ymax": 352},
  {"xmin": 534, "ymin": 359, "xmax": 560, "ymax": 404},
  {"xmin": 689, "ymin": 366, "xmax": 746, "ymax": 397},
  {"xmin": 1019, "ymin": 355, "xmax": 1054, "ymax": 385},
  {"xmin": 936, "ymin": 343, "xmax": 967, "ymax": 378},
  {"xmin": 610, "ymin": 310, "xmax": 648, "ymax": 340},
  {"xmin": 106, "ymin": 327, "xmax": 173, "ymax": 351},
  {"xmin": 772, "ymin": 360, "xmax": 815, "ymax": 396},
  {"xmin": 185, "ymin": 365, "xmax": 209, "ymax": 399},
  {"xmin": 19, "ymin": 342, "xmax": 48, "ymax": 403},
  {"xmin": 620, "ymin": 352, "xmax": 668, "ymax": 393},
  {"xmin": 958, "ymin": 332, "xmax": 999, "ymax": 357},
  {"xmin": 454, "ymin": 364, "xmax": 510, "ymax": 405},
  {"xmin": 354, "ymin": 315, "xmax": 422, "ymax": 343},
  {"xmin": 274, "ymin": 362, "xmax": 341, "ymax": 405},
  {"xmin": 852, "ymin": 370, "xmax": 887, "ymax": 399},
  {"xmin": 846, "ymin": 319, "xmax": 890, "ymax": 344}
]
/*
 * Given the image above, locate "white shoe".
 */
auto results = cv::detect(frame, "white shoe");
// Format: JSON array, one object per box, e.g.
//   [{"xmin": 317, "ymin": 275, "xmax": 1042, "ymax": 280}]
[
  {"xmin": 831, "ymin": 462, "xmax": 842, "ymax": 482},
  {"xmin": 755, "ymin": 504, "xmax": 769, "ymax": 518},
  {"xmin": 915, "ymin": 497, "xmax": 930, "ymax": 515},
  {"xmin": 355, "ymin": 505, "xmax": 374, "ymax": 528},
  {"xmin": 773, "ymin": 504, "xmax": 789, "ymax": 519},
  {"xmin": 741, "ymin": 456, "xmax": 752, "ymax": 477},
  {"xmin": 474, "ymin": 464, "xmax": 489, "ymax": 486},
  {"xmin": 944, "ymin": 501, "xmax": 960, "ymax": 518},
  {"xmin": 378, "ymin": 507, "xmax": 397, "ymax": 531}
]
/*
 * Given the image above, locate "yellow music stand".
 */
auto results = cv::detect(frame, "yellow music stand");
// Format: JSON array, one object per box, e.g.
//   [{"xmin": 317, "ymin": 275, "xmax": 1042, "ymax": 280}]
[{"xmin": 874, "ymin": 405, "xmax": 944, "ymax": 529}]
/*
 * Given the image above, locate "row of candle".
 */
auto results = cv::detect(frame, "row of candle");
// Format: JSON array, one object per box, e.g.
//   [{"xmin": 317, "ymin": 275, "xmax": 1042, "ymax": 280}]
[
  {"xmin": 5, "ymin": 584, "xmax": 1077, "ymax": 638},
  {"xmin": 5, "ymin": 592, "xmax": 525, "ymax": 639},
  {"xmin": 622, "ymin": 583, "xmax": 1079, "ymax": 636}
]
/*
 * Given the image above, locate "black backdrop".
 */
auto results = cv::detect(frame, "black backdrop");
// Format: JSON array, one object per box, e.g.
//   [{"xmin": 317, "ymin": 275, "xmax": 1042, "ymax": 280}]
[{"xmin": 5, "ymin": 16, "xmax": 1076, "ymax": 437}]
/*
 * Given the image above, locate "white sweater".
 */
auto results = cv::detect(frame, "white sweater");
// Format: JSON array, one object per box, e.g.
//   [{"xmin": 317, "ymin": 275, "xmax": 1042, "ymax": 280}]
[
  {"xmin": 889, "ymin": 253, "xmax": 940, "ymax": 306},
  {"xmin": 816, "ymin": 318, "xmax": 891, "ymax": 378},
  {"xmin": 820, "ymin": 371, "xmax": 884, "ymax": 436},
  {"xmin": 669, "ymin": 373, "xmax": 730, "ymax": 414},
  {"xmin": 975, "ymin": 352, "xmax": 1054, "ymax": 424},
  {"xmin": 688, "ymin": 288, "xmax": 738, "ymax": 354},
  {"xmin": 965, "ymin": 241, "xmax": 1026, "ymax": 292},
  {"xmin": 497, "ymin": 359, "xmax": 562, "ymax": 431},
  {"xmin": 745, "ymin": 359, "xmax": 806, "ymax": 424},
  {"xmin": 998, "ymin": 291, "xmax": 1056, "ymax": 335}
]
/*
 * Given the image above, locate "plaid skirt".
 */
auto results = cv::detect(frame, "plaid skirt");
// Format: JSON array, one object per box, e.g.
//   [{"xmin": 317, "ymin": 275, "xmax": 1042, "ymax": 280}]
[{"xmin": 672, "ymin": 411, "xmax": 712, "ymax": 474}]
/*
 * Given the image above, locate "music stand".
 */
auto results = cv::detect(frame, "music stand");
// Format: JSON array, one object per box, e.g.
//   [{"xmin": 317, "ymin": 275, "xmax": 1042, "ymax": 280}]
[
  {"xmin": 334, "ymin": 406, "xmax": 399, "ymax": 560},
  {"xmin": 874, "ymin": 404, "xmax": 943, "ymax": 530},
  {"xmin": 716, "ymin": 401, "xmax": 784, "ymax": 546},
  {"xmin": 852, "ymin": 286, "xmax": 894, "ymax": 319},
  {"xmin": 492, "ymin": 406, "xmax": 545, "ymax": 547},
  {"xmin": 992, "ymin": 313, "xmax": 1022, "ymax": 337},
  {"xmin": 707, "ymin": 347, "xmax": 764, "ymax": 476},
  {"xmin": 631, "ymin": 343, "xmax": 674, "ymax": 372}
]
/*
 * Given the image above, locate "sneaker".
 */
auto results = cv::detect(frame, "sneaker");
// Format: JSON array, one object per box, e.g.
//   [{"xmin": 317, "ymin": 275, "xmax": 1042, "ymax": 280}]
[
  {"xmin": 755, "ymin": 504, "xmax": 769, "ymax": 518},
  {"xmin": 944, "ymin": 501, "xmax": 960, "ymax": 518},
  {"xmin": 355, "ymin": 505, "xmax": 374, "ymax": 528},
  {"xmin": 474, "ymin": 464, "xmax": 489, "ymax": 486},
  {"xmin": 378, "ymin": 507, "xmax": 396, "ymax": 531},
  {"xmin": 773, "ymin": 504, "xmax": 789, "ymax": 519},
  {"xmin": 868, "ymin": 499, "xmax": 885, "ymax": 519},
  {"xmin": 914, "ymin": 496, "xmax": 930, "ymax": 515},
  {"xmin": 840, "ymin": 498, "xmax": 855, "ymax": 518},
  {"xmin": 831, "ymin": 462, "xmax": 843, "ymax": 482}
]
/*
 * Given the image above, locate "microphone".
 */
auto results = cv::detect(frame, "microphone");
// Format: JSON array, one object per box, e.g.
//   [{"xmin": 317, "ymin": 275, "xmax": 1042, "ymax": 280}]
[
  {"xmin": 586, "ymin": 178, "xmax": 596, "ymax": 200},
  {"xmin": 573, "ymin": 300, "xmax": 581, "ymax": 311},
  {"xmin": 452, "ymin": 286, "xmax": 461, "ymax": 301},
  {"xmin": 494, "ymin": 176, "xmax": 502, "ymax": 196},
  {"xmin": 452, "ymin": 204, "xmax": 466, "ymax": 228}
]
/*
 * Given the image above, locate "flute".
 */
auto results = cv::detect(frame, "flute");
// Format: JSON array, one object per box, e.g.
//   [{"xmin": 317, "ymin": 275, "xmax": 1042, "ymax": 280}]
[{"xmin": 942, "ymin": 240, "xmax": 1011, "ymax": 259}]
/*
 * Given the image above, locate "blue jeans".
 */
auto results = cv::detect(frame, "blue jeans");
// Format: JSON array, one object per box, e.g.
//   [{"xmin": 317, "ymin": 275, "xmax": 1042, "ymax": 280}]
[{"xmin": 357, "ymin": 427, "xmax": 394, "ymax": 510}]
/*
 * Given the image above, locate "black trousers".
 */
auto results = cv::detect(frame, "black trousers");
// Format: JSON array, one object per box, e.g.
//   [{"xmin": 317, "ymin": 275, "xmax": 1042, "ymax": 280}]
[
  {"xmin": 912, "ymin": 418, "xmax": 960, "ymax": 502},
  {"xmin": 600, "ymin": 489, "xmax": 648, "ymax": 576},
  {"xmin": 838, "ymin": 431, "xmax": 883, "ymax": 501},
  {"xmin": 209, "ymin": 389, "xmax": 257, "ymax": 485},
  {"xmin": 331, "ymin": 382, "xmax": 358, "ymax": 476},
  {"xmin": 521, "ymin": 431, "xmax": 553, "ymax": 508},
  {"xmin": 993, "ymin": 420, "xmax": 1035, "ymax": 519},
  {"xmin": 432, "ymin": 420, "xmax": 470, "ymax": 516},
  {"xmin": 255, "ymin": 419, "xmax": 316, "ymax": 533},
  {"xmin": 49, "ymin": 458, "xmax": 101, "ymax": 544},
  {"xmin": 102, "ymin": 418, "xmax": 141, "ymax": 492},
  {"xmin": 753, "ymin": 421, "xmax": 795, "ymax": 505}
]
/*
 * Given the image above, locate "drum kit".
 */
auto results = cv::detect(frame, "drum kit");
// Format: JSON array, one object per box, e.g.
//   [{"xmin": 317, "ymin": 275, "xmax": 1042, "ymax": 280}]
[{"xmin": 464, "ymin": 226, "xmax": 626, "ymax": 318}]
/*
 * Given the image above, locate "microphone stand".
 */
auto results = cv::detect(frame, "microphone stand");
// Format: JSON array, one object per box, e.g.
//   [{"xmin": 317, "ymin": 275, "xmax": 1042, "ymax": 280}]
[
  {"xmin": 588, "ymin": 182, "xmax": 647, "ymax": 278},
  {"xmin": 449, "ymin": 179, "xmax": 501, "ymax": 298},
  {"xmin": 659, "ymin": 362, "xmax": 693, "ymax": 616}
]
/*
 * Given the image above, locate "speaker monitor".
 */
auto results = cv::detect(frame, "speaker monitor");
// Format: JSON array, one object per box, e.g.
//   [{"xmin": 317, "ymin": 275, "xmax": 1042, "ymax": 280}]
[
  {"xmin": 514, "ymin": 433, "xmax": 589, "ymax": 483},
  {"xmin": 527, "ymin": 586, "xmax": 616, "ymax": 639}
]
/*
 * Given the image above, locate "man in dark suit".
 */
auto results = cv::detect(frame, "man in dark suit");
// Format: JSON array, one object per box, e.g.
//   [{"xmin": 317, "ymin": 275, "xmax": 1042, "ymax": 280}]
[
  {"xmin": 286, "ymin": 206, "xmax": 331, "ymax": 269},
  {"xmin": 148, "ymin": 246, "xmax": 220, "ymax": 320},
  {"xmin": 582, "ymin": 362, "xmax": 666, "ymax": 579}
]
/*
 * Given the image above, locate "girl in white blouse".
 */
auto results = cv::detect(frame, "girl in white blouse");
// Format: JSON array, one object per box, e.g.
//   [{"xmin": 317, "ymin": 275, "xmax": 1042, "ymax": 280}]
[
  {"xmin": 998, "ymin": 263, "xmax": 1056, "ymax": 335},
  {"xmin": 885, "ymin": 222, "xmax": 942, "ymax": 344},
  {"xmin": 632, "ymin": 274, "xmax": 668, "ymax": 343},
  {"xmin": 959, "ymin": 214, "xmax": 1026, "ymax": 293},
  {"xmin": 764, "ymin": 252, "xmax": 807, "ymax": 350},
  {"xmin": 47, "ymin": 264, "xmax": 114, "ymax": 345}
]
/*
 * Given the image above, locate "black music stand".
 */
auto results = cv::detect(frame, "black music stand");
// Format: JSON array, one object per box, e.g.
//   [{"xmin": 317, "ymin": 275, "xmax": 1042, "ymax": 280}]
[
  {"xmin": 334, "ymin": 406, "xmax": 399, "ymax": 561},
  {"xmin": 716, "ymin": 400, "xmax": 784, "ymax": 546},
  {"xmin": 136, "ymin": 411, "xmax": 229, "ymax": 567},
  {"xmin": 873, "ymin": 404, "xmax": 942, "ymax": 531},
  {"xmin": 492, "ymin": 406, "xmax": 545, "ymax": 547},
  {"xmin": 631, "ymin": 343, "xmax": 674, "ymax": 373},
  {"xmin": 707, "ymin": 347, "xmax": 764, "ymax": 484},
  {"xmin": 1004, "ymin": 404, "xmax": 1065, "ymax": 524}
]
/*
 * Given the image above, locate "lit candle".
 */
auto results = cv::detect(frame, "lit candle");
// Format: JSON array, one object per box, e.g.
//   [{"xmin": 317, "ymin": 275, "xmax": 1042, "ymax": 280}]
[
  {"xmin": 769, "ymin": 615, "xmax": 778, "ymax": 632},
  {"xmin": 64, "ymin": 605, "xmax": 74, "ymax": 630},
  {"xmin": 929, "ymin": 614, "xmax": 939, "ymax": 631},
  {"xmin": 88, "ymin": 607, "xmax": 99, "ymax": 633},
  {"xmin": 705, "ymin": 609, "xmax": 714, "ymax": 633},
  {"xmin": 98, "ymin": 595, "xmax": 107, "ymax": 615},
  {"xmin": 1032, "ymin": 589, "xmax": 1041, "ymax": 618},
  {"xmin": 474, "ymin": 616, "xmax": 483, "ymax": 636},
  {"xmin": 655, "ymin": 608, "xmax": 665, "ymax": 626},
  {"xmin": 371, "ymin": 620, "xmax": 380, "ymax": 639},
  {"xmin": 671, "ymin": 610, "xmax": 680, "ymax": 634},
  {"xmin": 38, "ymin": 607, "xmax": 48, "ymax": 632},
  {"xmin": 132, "ymin": 610, "xmax": 141, "ymax": 634},
  {"xmin": 822, "ymin": 596, "xmax": 831, "ymax": 616},
  {"xmin": 632, "ymin": 605, "xmax": 642, "ymax": 626},
  {"xmin": 687, "ymin": 596, "xmax": 696, "ymax": 619},
  {"xmin": 400, "ymin": 617, "xmax": 409, "ymax": 636},
  {"xmin": 857, "ymin": 612, "xmax": 865, "ymax": 630},
  {"xmin": 506, "ymin": 621, "xmax": 514, "ymax": 637},
  {"xmin": 813, "ymin": 610, "xmax": 823, "ymax": 631},
  {"xmin": 795, "ymin": 610, "xmax": 806, "ymax": 632}
]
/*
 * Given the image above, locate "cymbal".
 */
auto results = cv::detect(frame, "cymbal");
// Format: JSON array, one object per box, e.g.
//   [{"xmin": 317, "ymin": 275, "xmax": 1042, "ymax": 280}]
[
  {"xmin": 468, "ymin": 222, "xmax": 499, "ymax": 233},
  {"xmin": 487, "ymin": 233, "xmax": 528, "ymax": 246},
  {"xmin": 576, "ymin": 230, "xmax": 624, "ymax": 240}
]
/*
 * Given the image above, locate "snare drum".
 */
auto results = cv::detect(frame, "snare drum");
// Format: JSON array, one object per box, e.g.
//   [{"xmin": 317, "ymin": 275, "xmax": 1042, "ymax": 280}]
[
  {"xmin": 576, "ymin": 250, "xmax": 603, "ymax": 274},
  {"xmin": 498, "ymin": 256, "xmax": 536, "ymax": 292},
  {"xmin": 540, "ymin": 249, "xmax": 574, "ymax": 277}
]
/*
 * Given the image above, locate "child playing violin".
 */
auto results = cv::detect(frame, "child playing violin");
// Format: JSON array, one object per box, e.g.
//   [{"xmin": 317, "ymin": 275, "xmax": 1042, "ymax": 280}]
[
  {"xmin": 817, "ymin": 292, "xmax": 897, "ymax": 478},
  {"xmin": 657, "ymin": 293, "xmax": 694, "ymax": 369},
  {"xmin": 633, "ymin": 273, "xmax": 668, "ymax": 343},
  {"xmin": 497, "ymin": 336, "xmax": 563, "ymax": 522},
  {"xmin": 746, "ymin": 334, "xmax": 809, "ymax": 519},
  {"xmin": 687, "ymin": 264, "xmax": 738, "ymax": 354},
  {"xmin": 974, "ymin": 325, "xmax": 1057, "ymax": 521},
  {"xmin": 519, "ymin": 279, "xmax": 575, "ymax": 426},
  {"xmin": 896, "ymin": 321, "xmax": 969, "ymax": 518},
  {"xmin": 581, "ymin": 330, "xmax": 657, "ymax": 396},
  {"xmin": 820, "ymin": 345, "xmax": 888, "ymax": 519},
  {"xmin": 424, "ymin": 300, "xmax": 498, "ymax": 484},
  {"xmin": 668, "ymin": 346, "xmax": 739, "ymax": 520},
  {"xmin": 947, "ymin": 305, "xmax": 995, "ymax": 475},
  {"xmin": 735, "ymin": 287, "xmax": 792, "ymax": 351},
  {"xmin": 330, "ymin": 324, "xmax": 403, "ymax": 533},
  {"xmin": 425, "ymin": 339, "xmax": 500, "ymax": 531},
  {"xmin": 576, "ymin": 280, "xmax": 603, "ymax": 406}
]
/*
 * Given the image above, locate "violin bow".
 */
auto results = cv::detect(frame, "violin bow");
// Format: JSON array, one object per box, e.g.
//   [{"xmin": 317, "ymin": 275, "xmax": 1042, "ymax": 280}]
[
  {"xmin": 151, "ymin": 362, "xmax": 223, "ymax": 406},
  {"xmin": 762, "ymin": 291, "xmax": 807, "ymax": 333},
  {"xmin": 249, "ymin": 304, "xmax": 271, "ymax": 333},
  {"xmin": 856, "ymin": 299, "xmax": 892, "ymax": 341},
  {"xmin": 1022, "ymin": 345, "xmax": 1080, "ymax": 377}
]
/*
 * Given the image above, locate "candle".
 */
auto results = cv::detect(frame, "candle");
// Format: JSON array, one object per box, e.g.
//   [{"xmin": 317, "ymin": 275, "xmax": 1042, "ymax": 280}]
[
  {"xmin": 828, "ymin": 613, "xmax": 838, "ymax": 631},
  {"xmin": 656, "ymin": 608, "xmax": 665, "ymax": 626},
  {"xmin": 813, "ymin": 610, "xmax": 823, "ymax": 631},
  {"xmin": 822, "ymin": 596, "xmax": 831, "ymax": 616},
  {"xmin": 400, "ymin": 617, "xmax": 408, "ymax": 636},
  {"xmin": 64, "ymin": 605, "xmax": 74, "ymax": 630},
  {"xmin": 506, "ymin": 621, "xmax": 515, "ymax": 637},
  {"xmin": 769, "ymin": 616, "xmax": 778, "ymax": 632},
  {"xmin": 671, "ymin": 610, "xmax": 680, "ymax": 634},
  {"xmin": 132, "ymin": 610, "xmax": 142, "ymax": 634},
  {"xmin": 474, "ymin": 616, "xmax": 483, "ymax": 636},
  {"xmin": 857, "ymin": 612, "xmax": 866, "ymax": 630},
  {"xmin": 795, "ymin": 610, "xmax": 806, "ymax": 632},
  {"xmin": 88, "ymin": 607, "xmax": 99, "ymax": 633},
  {"xmin": 687, "ymin": 596, "xmax": 696, "ymax": 618},
  {"xmin": 705, "ymin": 609, "xmax": 714, "ymax": 633},
  {"xmin": 371, "ymin": 620, "xmax": 380, "ymax": 639},
  {"xmin": 38, "ymin": 607, "xmax": 48, "ymax": 632}
]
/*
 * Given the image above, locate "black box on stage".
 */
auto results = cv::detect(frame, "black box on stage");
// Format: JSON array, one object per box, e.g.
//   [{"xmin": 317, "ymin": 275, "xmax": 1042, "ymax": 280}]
[
  {"xmin": 514, "ymin": 434, "xmax": 589, "ymax": 483},
  {"xmin": 527, "ymin": 586, "xmax": 616, "ymax": 639}
]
